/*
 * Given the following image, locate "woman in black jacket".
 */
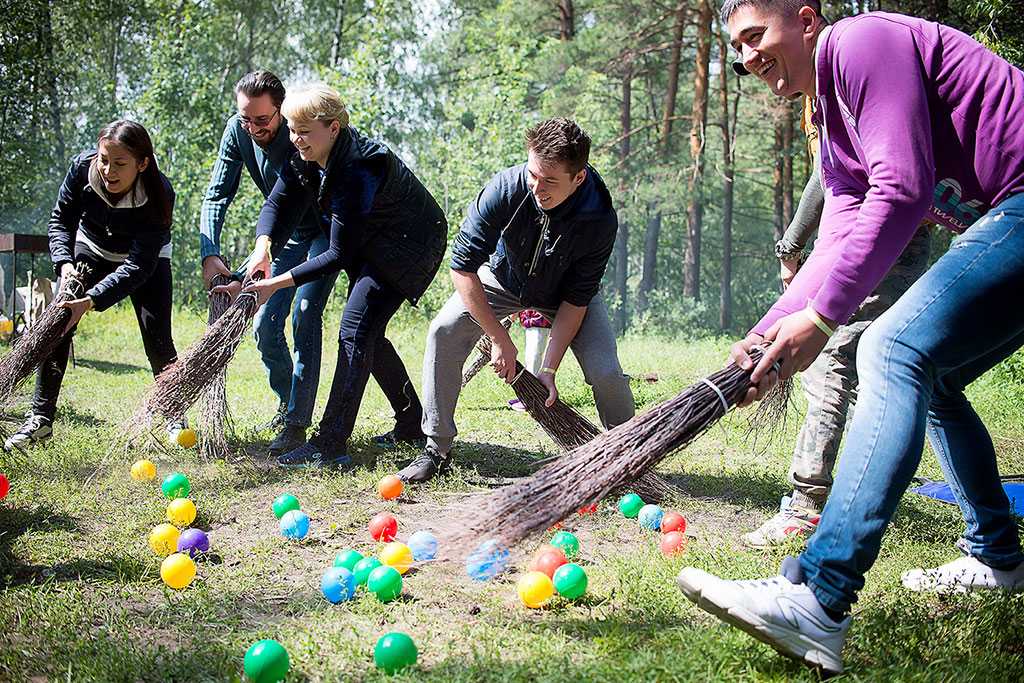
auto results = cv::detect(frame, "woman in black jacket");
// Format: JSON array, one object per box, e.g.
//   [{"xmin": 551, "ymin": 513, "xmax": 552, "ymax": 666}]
[
  {"xmin": 237, "ymin": 84, "xmax": 446, "ymax": 468},
  {"xmin": 5, "ymin": 120, "xmax": 179, "ymax": 450}
]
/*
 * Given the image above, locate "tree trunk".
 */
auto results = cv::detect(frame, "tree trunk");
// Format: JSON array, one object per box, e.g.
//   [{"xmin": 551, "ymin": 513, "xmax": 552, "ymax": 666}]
[
  {"xmin": 558, "ymin": 0, "xmax": 575, "ymax": 40},
  {"xmin": 716, "ymin": 22, "xmax": 736, "ymax": 330},
  {"xmin": 613, "ymin": 65, "xmax": 632, "ymax": 333},
  {"xmin": 41, "ymin": 0, "xmax": 64, "ymax": 164},
  {"xmin": 772, "ymin": 105, "xmax": 785, "ymax": 243},
  {"xmin": 331, "ymin": 0, "xmax": 348, "ymax": 68},
  {"xmin": 683, "ymin": 0, "xmax": 711, "ymax": 300},
  {"xmin": 637, "ymin": 210, "xmax": 660, "ymax": 315},
  {"xmin": 782, "ymin": 100, "xmax": 795, "ymax": 226}
]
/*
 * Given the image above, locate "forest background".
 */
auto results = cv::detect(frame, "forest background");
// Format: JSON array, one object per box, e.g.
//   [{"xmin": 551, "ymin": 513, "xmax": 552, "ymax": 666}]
[{"xmin": 2, "ymin": 0, "xmax": 1023, "ymax": 337}]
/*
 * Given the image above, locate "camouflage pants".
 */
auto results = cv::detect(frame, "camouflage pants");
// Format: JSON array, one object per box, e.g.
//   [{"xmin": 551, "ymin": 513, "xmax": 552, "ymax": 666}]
[{"xmin": 789, "ymin": 224, "xmax": 932, "ymax": 511}]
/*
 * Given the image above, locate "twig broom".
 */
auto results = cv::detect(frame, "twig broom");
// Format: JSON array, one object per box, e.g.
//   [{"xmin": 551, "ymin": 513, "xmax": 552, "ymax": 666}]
[
  {"xmin": 461, "ymin": 316, "xmax": 513, "ymax": 387},
  {"xmin": 443, "ymin": 348, "xmax": 771, "ymax": 551},
  {"xmin": 196, "ymin": 274, "xmax": 236, "ymax": 461}
]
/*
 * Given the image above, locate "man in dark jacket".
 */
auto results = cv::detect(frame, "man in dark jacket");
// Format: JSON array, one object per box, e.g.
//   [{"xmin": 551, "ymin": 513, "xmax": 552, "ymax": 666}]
[{"xmin": 398, "ymin": 118, "xmax": 634, "ymax": 483}]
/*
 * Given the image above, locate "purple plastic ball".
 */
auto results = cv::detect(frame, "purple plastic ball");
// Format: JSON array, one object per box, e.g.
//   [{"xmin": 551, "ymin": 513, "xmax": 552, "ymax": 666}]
[{"xmin": 177, "ymin": 528, "xmax": 210, "ymax": 558}]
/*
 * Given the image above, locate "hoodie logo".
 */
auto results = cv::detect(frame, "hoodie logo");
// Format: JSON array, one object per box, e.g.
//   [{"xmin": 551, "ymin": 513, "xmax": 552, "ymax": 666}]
[{"xmin": 932, "ymin": 177, "xmax": 984, "ymax": 232}]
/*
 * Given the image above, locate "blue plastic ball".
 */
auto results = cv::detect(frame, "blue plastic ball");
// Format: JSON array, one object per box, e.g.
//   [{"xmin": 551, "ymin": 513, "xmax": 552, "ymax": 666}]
[
  {"xmin": 637, "ymin": 504, "xmax": 665, "ymax": 531},
  {"xmin": 321, "ymin": 567, "xmax": 356, "ymax": 603},
  {"xmin": 408, "ymin": 530, "xmax": 438, "ymax": 561},
  {"xmin": 465, "ymin": 539, "xmax": 509, "ymax": 581},
  {"xmin": 280, "ymin": 509, "xmax": 310, "ymax": 540}
]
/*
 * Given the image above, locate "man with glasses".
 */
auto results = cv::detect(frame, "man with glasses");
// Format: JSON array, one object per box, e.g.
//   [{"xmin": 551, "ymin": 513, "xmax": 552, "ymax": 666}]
[{"xmin": 199, "ymin": 71, "xmax": 337, "ymax": 457}]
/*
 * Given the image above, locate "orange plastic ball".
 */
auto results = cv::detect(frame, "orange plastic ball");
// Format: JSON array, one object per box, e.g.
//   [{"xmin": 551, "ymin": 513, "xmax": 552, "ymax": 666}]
[
  {"xmin": 660, "ymin": 511, "xmax": 687, "ymax": 534},
  {"xmin": 528, "ymin": 546, "xmax": 568, "ymax": 578},
  {"xmin": 378, "ymin": 475, "xmax": 404, "ymax": 501},
  {"xmin": 660, "ymin": 530, "xmax": 688, "ymax": 556}
]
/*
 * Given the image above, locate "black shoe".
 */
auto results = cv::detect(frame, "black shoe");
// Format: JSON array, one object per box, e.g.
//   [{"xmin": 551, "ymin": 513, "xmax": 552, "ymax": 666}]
[
  {"xmin": 373, "ymin": 429, "xmax": 427, "ymax": 450},
  {"xmin": 396, "ymin": 448, "xmax": 451, "ymax": 484},
  {"xmin": 260, "ymin": 403, "xmax": 288, "ymax": 431},
  {"xmin": 276, "ymin": 441, "xmax": 352, "ymax": 469},
  {"xmin": 268, "ymin": 424, "xmax": 307, "ymax": 457},
  {"xmin": 4, "ymin": 414, "xmax": 53, "ymax": 451}
]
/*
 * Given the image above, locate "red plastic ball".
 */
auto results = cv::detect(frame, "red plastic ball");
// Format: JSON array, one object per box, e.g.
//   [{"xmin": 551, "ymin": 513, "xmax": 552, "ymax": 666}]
[
  {"xmin": 577, "ymin": 503, "xmax": 598, "ymax": 515},
  {"xmin": 369, "ymin": 512, "xmax": 398, "ymax": 542},
  {"xmin": 660, "ymin": 531, "xmax": 688, "ymax": 556},
  {"xmin": 529, "ymin": 546, "xmax": 568, "ymax": 578},
  {"xmin": 0, "ymin": 473, "xmax": 8, "ymax": 500},
  {"xmin": 660, "ymin": 511, "xmax": 687, "ymax": 535}
]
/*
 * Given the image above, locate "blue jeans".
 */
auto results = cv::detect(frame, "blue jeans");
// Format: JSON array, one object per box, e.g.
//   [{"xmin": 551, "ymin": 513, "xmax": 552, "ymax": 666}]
[
  {"xmin": 800, "ymin": 193, "xmax": 1024, "ymax": 614},
  {"xmin": 254, "ymin": 229, "xmax": 337, "ymax": 427}
]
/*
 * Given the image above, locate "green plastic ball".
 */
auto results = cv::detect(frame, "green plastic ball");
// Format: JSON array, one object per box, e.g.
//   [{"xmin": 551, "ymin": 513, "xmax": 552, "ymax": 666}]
[
  {"xmin": 353, "ymin": 557, "xmax": 383, "ymax": 585},
  {"xmin": 161, "ymin": 472, "xmax": 190, "ymax": 500},
  {"xmin": 367, "ymin": 565, "xmax": 403, "ymax": 602},
  {"xmin": 271, "ymin": 493, "xmax": 300, "ymax": 520},
  {"xmin": 549, "ymin": 530, "xmax": 580, "ymax": 559},
  {"xmin": 374, "ymin": 631, "xmax": 418, "ymax": 674},
  {"xmin": 243, "ymin": 639, "xmax": 289, "ymax": 683},
  {"xmin": 333, "ymin": 548, "xmax": 364, "ymax": 571},
  {"xmin": 552, "ymin": 562, "xmax": 588, "ymax": 599},
  {"xmin": 618, "ymin": 493, "xmax": 644, "ymax": 518}
]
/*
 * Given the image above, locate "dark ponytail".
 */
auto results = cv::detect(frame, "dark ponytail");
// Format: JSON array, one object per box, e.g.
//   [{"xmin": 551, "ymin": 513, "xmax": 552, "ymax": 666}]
[{"xmin": 94, "ymin": 120, "xmax": 173, "ymax": 227}]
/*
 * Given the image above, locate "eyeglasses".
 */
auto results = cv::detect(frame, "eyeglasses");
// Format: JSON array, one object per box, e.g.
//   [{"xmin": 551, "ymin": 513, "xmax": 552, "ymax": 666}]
[{"xmin": 239, "ymin": 109, "xmax": 279, "ymax": 129}]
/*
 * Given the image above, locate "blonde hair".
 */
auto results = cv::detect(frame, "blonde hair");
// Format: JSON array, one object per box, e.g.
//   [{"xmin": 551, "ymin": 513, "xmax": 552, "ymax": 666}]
[{"xmin": 281, "ymin": 83, "xmax": 349, "ymax": 127}]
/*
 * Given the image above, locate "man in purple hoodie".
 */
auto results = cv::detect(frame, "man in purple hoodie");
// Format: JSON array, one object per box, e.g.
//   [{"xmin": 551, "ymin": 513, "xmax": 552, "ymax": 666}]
[{"xmin": 677, "ymin": 1, "xmax": 1024, "ymax": 674}]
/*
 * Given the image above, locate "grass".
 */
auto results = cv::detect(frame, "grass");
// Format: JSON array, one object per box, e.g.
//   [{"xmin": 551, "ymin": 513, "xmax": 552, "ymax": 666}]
[{"xmin": 1, "ymin": 302, "xmax": 1023, "ymax": 681}]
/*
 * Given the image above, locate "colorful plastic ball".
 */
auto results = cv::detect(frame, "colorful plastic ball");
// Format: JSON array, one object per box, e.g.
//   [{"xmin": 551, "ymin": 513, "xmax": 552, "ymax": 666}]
[
  {"xmin": 321, "ymin": 567, "xmax": 356, "ymax": 604},
  {"xmin": 660, "ymin": 530, "xmax": 688, "ymax": 556},
  {"xmin": 271, "ymin": 493, "xmax": 300, "ymax": 520},
  {"xmin": 529, "ymin": 546, "xmax": 568, "ymax": 578},
  {"xmin": 577, "ymin": 503, "xmax": 598, "ymax": 515},
  {"xmin": 130, "ymin": 459, "xmax": 157, "ymax": 481},
  {"xmin": 367, "ymin": 565, "xmax": 403, "ymax": 602},
  {"xmin": 549, "ymin": 530, "xmax": 580, "ymax": 559},
  {"xmin": 552, "ymin": 563, "xmax": 588, "ymax": 599},
  {"xmin": 243, "ymin": 639, "xmax": 290, "ymax": 683},
  {"xmin": 377, "ymin": 475, "xmax": 404, "ymax": 500},
  {"xmin": 369, "ymin": 512, "xmax": 398, "ymax": 542},
  {"xmin": 333, "ymin": 549, "xmax": 364, "ymax": 571},
  {"xmin": 380, "ymin": 541, "xmax": 414, "ymax": 575},
  {"xmin": 279, "ymin": 510, "xmax": 309, "ymax": 540},
  {"xmin": 353, "ymin": 557, "xmax": 383, "ymax": 585},
  {"xmin": 660, "ymin": 511, "xmax": 687, "ymax": 534},
  {"xmin": 160, "ymin": 552, "xmax": 196, "ymax": 589},
  {"xmin": 408, "ymin": 530, "xmax": 438, "ymax": 561},
  {"xmin": 618, "ymin": 493, "xmax": 644, "ymax": 518},
  {"xmin": 0, "ymin": 473, "xmax": 9, "ymax": 500},
  {"xmin": 149, "ymin": 523, "xmax": 181, "ymax": 556},
  {"xmin": 374, "ymin": 631, "xmax": 418, "ymax": 674},
  {"xmin": 177, "ymin": 528, "xmax": 210, "ymax": 558},
  {"xmin": 174, "ymin": 428, "xmax": 198, "ymax": 449},
  {"xmin": 167, "ymin": 498, "xmax": 197, "ymax": 527},
  {"xmin": 161, "ymin": 472, "xmax": 191, "ymax": 500},
  {"xmin": 638, "ymin": 504, "xmax": 665, "ymax": 531},
  {"xmin": 517, "ymin": 571, "xmax": 555, "ymax": 608},
  {"xmin": 465, "ymin": 539, "xmax": 509, "ymax": 581}
]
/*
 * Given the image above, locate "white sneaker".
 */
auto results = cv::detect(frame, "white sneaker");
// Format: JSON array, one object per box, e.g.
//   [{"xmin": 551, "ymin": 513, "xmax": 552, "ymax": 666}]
[
  {"xmin": 743, "ymin": 506, "xmax": 821, "ymax": 548},
  {"xmin": 677, "ymin": 567, "xmax": 849, "ymax": 675},
  {"xmin": 4, "ymin": 414, "xmax": 53, "ymax": 450},
  {"xmin": 901, "ymin": 555, "xmax": 1024, "ymax": 594}
]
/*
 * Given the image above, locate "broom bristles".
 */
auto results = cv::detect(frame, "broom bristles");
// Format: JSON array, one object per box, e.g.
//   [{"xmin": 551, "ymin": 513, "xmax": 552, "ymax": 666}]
[
  {"xmin": 0, "ymin": 266, "xmax": 91, "ymax": 412},
  {"xmin": 197, "ymin": 273, "xmax": 236, "ymax": 461},
  {"xmin": 461, "ymin": 316, "xmax": 513, "ymax": 387},
  {"xmin": 442, "ymin": 348, "xmax": 767, "ymax": 552}
]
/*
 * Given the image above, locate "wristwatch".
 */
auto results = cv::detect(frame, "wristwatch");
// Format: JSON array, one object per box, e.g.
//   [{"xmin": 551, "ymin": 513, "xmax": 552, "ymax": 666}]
[{"xmin": 774, "ymin": 239, "xmax": 804, "ymax": 261}]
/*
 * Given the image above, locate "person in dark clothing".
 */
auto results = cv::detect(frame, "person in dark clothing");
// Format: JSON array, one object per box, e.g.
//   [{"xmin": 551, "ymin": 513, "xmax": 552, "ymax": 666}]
[
  {"xmin": 5, "ymin": 120, "xmax": 179, "ymax": 450},
  {"xmin": 237, "ymin": 83, "xmax": 446, "ymax": 468}
]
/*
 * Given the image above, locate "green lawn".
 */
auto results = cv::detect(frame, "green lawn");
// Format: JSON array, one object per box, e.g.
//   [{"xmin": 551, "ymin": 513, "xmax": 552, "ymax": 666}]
[{"xmin": 1, "ymin": 302, "xmax": 1023, "ymax": 681}]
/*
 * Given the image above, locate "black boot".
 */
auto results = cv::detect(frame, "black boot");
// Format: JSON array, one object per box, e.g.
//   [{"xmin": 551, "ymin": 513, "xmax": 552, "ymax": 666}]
[
  {"xmin": 268, "ymin": 424, "xmax": 306, "ymax": 457},
  {"xmin": 277, "ymin": 441, "xmax": 352, "ymax": 469},
  {"xmin": 396, "ymin": 447, "xmax": 451, "ymax": 483},
  {"xmin": 260, "ymin": 403, "xmax": 288, "ymax": 432},
  {"xmin": 373, "ymin": 429, "xmax": 427, "ymax": 450}
]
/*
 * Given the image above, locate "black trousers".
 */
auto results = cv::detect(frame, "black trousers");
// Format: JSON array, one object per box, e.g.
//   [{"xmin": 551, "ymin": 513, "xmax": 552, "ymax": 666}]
[
  {"xmin": 312, "ymin": 261, "xmax": 420, "ymax": 451},
  {"xmin": 33, "ymin": 247, "xmax": 177, "ymax": 420}
]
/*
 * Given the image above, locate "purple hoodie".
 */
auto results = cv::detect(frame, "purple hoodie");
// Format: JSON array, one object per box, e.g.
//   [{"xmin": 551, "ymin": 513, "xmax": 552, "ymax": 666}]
[{"xmin": 753, "ymin": 12, "xmax": 1024, "ymax": 335}]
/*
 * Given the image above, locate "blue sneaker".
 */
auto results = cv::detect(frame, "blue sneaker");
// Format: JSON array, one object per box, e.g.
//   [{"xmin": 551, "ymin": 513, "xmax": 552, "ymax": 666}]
[{"xmin": 277, "ymin": 441, "xmax": 352, "ymax": 469}]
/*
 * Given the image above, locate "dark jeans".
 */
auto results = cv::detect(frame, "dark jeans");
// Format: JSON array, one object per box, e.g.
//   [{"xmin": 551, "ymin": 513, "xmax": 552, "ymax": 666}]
[
  {"xmin": 34, "ymin": 248, "xmax": 177, "ymax": 420},
  {"xmin": 311, "ymin": 261, "xmax": 421, "ymax": 452}
]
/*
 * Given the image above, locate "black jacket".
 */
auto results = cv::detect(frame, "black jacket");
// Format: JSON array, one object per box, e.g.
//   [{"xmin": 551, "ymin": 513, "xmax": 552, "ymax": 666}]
[
  {"xmin": 450, "ymin": 163, "xmax": 617, "ymax": 309},
  {"xmin": 48, "ymin": 151, "xmax": 174, "ymax": 311},
  {"xmin": 256, "ymin": 127, "xmax": 447, "ymax": 305}
]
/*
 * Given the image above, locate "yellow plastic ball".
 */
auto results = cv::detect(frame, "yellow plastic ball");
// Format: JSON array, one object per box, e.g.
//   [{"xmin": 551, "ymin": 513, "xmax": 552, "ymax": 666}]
[
  {"xmin": 517, "ymin": 570, "xmax": 555, "ymax": 608},
  {"xmin": 174, "ymin": 428, "xmax": 198, "ymax": 449},
  {"xmin": 160, "ymin": 552, "xmax": 197, "ymax": 589},
  {"xmin": 149, "ymin": 523, "xmax": 181, "ymax": 556},
  {"xmin": 167, "ymin": 498, "xmax": 197, "ymax": 527},
  {"xmin": 130, "ymin": 459, "xmax": 157, "ymax": 481},
  {"xmin": 380, "ymin": 542, "xmax": 414, "ymax": 575}
]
